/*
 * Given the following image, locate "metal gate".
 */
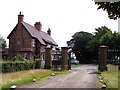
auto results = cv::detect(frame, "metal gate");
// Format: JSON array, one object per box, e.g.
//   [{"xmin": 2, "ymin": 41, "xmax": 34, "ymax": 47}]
[{"xmin": 107, "ymin": 47, "xmax": 120, "ymax": 64}]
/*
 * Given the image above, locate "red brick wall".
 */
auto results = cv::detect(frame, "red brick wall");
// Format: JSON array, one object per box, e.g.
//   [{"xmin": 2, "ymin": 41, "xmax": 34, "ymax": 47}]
[
  {"xmin": 8, "ymin": 24, "xmax": 53, "ymax": 60},
  {"xmin": 9, "ymin": 24, "xmax": 33, "ymax": 59}
]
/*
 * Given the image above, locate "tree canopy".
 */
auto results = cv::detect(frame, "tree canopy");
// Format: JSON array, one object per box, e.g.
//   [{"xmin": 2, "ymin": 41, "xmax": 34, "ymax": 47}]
[
  {"xmin": 0, "ymin": 36, "xmax": 7, "ymax": 48},
  {"xmin": 95, "ymin": 2, "xmax": 120, "ymax": 20},
  {"xmin": 67, "ymin": 26, "xmax": 120, "ymax": 63},
  {"xmin": 100, "ymin": 31, "xmax": 120, "ymax": 48},
  {"xmin": 67, "ymin": 31, "xmax": 94, "ymax": 63}
]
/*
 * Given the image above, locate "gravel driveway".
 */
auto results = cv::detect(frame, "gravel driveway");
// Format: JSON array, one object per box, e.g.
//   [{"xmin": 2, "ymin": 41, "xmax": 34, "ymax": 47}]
[{"xmin": 17, "ymin": 64, "xmax": 100, "ymax": 89}]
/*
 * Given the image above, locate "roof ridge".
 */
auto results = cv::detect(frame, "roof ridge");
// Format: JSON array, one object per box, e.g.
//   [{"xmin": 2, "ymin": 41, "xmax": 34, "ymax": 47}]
[
  {"xmin": 22, "ymin": 22, "xmax": 37, "ymax": 30},
  {"xmin": 23, "ymin": 22, "xmax": 48, "ymax": 34}
]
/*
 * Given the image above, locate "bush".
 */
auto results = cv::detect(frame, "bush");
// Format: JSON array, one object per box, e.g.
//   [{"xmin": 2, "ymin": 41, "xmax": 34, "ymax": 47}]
[
  {"xmin": 1, "ymin": 60, "xmax": 36, "ymax": 73},
  {"xmin": 34, "ymin": 60, "xmax": 41, "ymax": 69},
  {"xmin": 12, "ymin": 54, "xmax": 24, "ymax": 61}
]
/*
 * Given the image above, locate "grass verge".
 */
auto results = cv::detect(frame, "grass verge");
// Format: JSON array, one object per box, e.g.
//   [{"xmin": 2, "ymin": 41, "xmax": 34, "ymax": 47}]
[
  {"xmin": 101, "ymin": 64, "xmax": 119, "ymax": 90},
  {"xmin": 1, "ymin": 69, "xmax": 69, "ymax": 90},
  {"xmin": 71, "ymin": 64, "xmax": 79, "ymax": 68}
]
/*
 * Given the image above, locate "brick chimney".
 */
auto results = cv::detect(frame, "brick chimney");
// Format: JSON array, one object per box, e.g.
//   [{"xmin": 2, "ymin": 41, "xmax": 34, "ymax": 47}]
[
  {"xmin": 47, "ymin": 28, "xmax": 51, "ymax": 36},
  {"xmin": 18, "ymin": 12, "xmax": 24, "ymax": 24},
  {"xmin": 34, "ymin": 22, "xmax": 42, "ymax": 31}
]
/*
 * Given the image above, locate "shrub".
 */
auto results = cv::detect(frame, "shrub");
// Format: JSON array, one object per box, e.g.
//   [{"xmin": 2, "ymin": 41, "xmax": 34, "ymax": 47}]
[
  {"xmin": 1, "ymin": 60, "xmax": 36, "ymax": 73},
  {"xmin": 12, "ymin": 54, "xmax": 24, "ymax": 61},
  {"xmin": 34, "ymin": 60, "xmax": 41, "ymax": 69}
]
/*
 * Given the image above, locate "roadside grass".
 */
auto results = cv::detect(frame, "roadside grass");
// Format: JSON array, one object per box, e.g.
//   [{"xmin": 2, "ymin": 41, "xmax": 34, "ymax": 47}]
[
  {"xmin": 71, "ymin": 64, "xmax": 79, "ymax": 68},
  {"xmin": 1, "ymin": 69, "xmax": 69, "ymax": 90},
  {"xmin": 101, "ymin": 64, "xmax": 119, "ymax": 90}
]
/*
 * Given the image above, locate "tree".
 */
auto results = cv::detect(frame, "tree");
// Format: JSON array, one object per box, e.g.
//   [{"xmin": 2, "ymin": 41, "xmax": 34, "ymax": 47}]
[
  {"xmin": 95, "ymin": 2, "xmax": 120, "ymax": 20},
  {"xmin": 100, "ymin": 31, "xmax": 120, "ymax": 48},
  {"xmin": 67, "ymin": 26, "xmax": 118, "ymax": 63},
  {"xmin": 99, "ymin": 31, "xmax": 120, "ymax": 64},
  {"xmin": 86, "ymin": 26, "xmax": 112, "ymax": 61},
  {"xmin": 67, "ymin": 31, "xmax": 94, "ymax": 63},
  {"xmin": 0, "ymin": 36, "xmax": 7, "ymax": 48}
]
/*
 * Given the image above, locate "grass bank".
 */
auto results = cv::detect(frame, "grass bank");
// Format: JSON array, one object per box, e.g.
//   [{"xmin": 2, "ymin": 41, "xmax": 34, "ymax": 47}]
[
  {"xmin": 71, "ymin": 64, "xmax": 79, "ymax": 68},
  {"xmin": 101, "ymin": 64, "xmax": 119, "ymax": 90},
  {"xmin": 0, "ymin": 69, "xmax": 69, "ymax": 90}
]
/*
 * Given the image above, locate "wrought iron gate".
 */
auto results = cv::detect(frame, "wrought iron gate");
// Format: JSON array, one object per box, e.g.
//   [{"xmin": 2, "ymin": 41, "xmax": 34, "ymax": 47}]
[{"xmin": 107, "ymin": 47, "xmax": 120, "ymax": 64}]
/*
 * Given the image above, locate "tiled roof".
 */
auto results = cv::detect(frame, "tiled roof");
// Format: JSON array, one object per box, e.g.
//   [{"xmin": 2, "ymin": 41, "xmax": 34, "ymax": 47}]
[{"xmin": 22, "ymin": 22, "xmax": 58, "ymax": 46}]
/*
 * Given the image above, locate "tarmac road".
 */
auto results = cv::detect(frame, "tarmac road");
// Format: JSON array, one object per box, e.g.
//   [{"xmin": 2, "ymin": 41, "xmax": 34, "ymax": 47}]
[{"xmin": 17, "ymin": 64, "xmax": 100, "ymax": 89}]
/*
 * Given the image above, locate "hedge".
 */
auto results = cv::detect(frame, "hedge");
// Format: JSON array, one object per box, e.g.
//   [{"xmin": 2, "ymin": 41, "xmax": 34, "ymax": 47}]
[
  {"xmin": 34, "ymin": 60, "xmax": 41, "ymax": 69},
  {"xmin": 0, "ymin": 60, "xmax": 41, "ymax": 73}
]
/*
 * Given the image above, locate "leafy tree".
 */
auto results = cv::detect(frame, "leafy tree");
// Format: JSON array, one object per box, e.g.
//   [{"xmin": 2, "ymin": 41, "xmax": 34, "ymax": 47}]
[
  {"xmin": 95, "ymin": 2, "xmax": 120, "ymax": 20},
  {"xmin": 67, "ymin": 31, "xmax": 94, "ymax": 63},
  {"xmin": 67, "ymin": 26, "xmax": 119, "ymax": 63},
  {"xmin": 99, "ymin": 31, "xmax": 120, "ymax": 64},
  {"xmin": 87, "ymin": 26, "xmax": 112, "ymax": 60},
  {"xmin": 100, "ymin": 31, "xmax": 120, "ymax": 48},
  {"xmin": 0, "ymin": 36, "xmax": 7, "ymax": 48},
  {"xmin": 99, "ymin": 30, "xmax": 112, "ymax": 46}
]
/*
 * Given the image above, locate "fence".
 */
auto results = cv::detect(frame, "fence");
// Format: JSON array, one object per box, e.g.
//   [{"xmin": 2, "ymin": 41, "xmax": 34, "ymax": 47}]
[{"xmin": 107, "ymin": 47, "xmax": 120, "ymax": 64}]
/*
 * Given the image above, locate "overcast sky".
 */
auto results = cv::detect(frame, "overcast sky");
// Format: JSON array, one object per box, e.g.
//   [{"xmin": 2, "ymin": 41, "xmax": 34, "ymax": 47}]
[{"xmin": 0, "ymin": 0, "xmax": 118, "ymax": 47}]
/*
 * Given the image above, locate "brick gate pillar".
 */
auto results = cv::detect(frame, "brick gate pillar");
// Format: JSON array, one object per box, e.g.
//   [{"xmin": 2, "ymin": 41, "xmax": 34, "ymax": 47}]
[
  {"xmin": 61, "ymin": 47, "xmax": 68, "ymax": 70},
  {"xmin": 99, "ymin": 45, "xmax": 108, "ymax": 71},
  {"xmin": 44, "ymin": 47, "xmax": 52, "ymax": 69}
]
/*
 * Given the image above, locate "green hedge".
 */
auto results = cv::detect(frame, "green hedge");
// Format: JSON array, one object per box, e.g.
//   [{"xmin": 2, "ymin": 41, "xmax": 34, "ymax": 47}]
[
  {"xmin": 34, "ymin": 60, "xmax": 41, "ymax": 69},
  {"xmin": 0, "ymin": 60, "xmax": 41, "ymax": 73}
]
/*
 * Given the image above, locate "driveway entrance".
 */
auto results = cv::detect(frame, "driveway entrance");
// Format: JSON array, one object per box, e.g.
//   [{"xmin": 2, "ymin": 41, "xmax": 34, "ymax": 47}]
[{"xmin": 17, "ymin": 64, "xmax": 100, "ymax": 89}]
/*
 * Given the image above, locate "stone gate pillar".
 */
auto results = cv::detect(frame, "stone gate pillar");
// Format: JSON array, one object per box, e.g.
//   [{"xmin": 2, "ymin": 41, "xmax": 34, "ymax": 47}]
[
  {"xmin": 99, "ymin": 45, "xmax": 107, "ymax": 71},
  {"xmin": 61, "ymin": 47, "xmax": 68, "ymax": 70},
  {"xmin": 44, "ymin": 47, "xmax": 52, "ymax": 69}
]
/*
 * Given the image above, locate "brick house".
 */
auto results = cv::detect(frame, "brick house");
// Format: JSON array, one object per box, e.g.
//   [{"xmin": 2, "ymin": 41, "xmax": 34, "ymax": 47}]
[{"xmin": 7, "ymin": 12, "xmax": 58, "ymax": 60}]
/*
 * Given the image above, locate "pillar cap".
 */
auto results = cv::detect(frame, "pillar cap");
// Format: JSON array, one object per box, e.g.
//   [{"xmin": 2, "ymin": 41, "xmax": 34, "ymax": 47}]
[
  {"xmin": 100, "ymin": 45, "xmax": 108, "ymax": 48},
  {"xmin": 61, "ymin": 47, "xmax": 69, "ymax": 49}
]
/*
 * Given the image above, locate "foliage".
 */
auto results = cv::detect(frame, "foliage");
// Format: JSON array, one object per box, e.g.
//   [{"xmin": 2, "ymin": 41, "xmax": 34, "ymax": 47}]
[
  {"xmin": 12, "ymin": 54, "xmax": 24, "ymax": 61},
  {"xmin": 100, "ymin": 31, "xmax": 120, "ymax": 48},
  {"xmin": 34, "ymin": 60, "xmax": 41, "ymax": 69},
  {"xmin": 95, "ymin": 2, "xmax": 120, "ymax": 20},
  {"xmin": 1, "ymin": 60, "xmax": 36, "ymax": 73},
  {"xmin": 67, "ymin": 26, "xmax": 120, "ymax": 63},
  {"xmin": 68, "ymin": 31, "xmax": 94, "ymax": 63},
  {"xmin": 87, "ymin": 26, "xmax": 112, "ymax": 60},
  {"xmin": 99, "ymin": 31, "xmax": 120, "ymax": 64},
  {"xmin": 0, "ymin": 36, "xmax": 7, "ymax": 48}
]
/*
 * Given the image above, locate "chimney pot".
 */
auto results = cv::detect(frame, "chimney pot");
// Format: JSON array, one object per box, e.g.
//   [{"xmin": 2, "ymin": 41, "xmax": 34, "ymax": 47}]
[
  {"xmin": 18, "ymin": 11, "xmax": 24, "ymax": 24},
  {"xmin": 34, "ymin": 22, "xmax": 42, "ymax": 31},
  {"xmin": 47, "ymin": 28, "xmax": 51, "ymax": 36}
]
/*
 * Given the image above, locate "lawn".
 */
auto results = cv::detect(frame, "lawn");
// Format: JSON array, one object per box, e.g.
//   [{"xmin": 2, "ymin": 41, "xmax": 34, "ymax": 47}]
[
  {"xmin": 0, "ymin": 69, "xmax": 69, "ymax": 90},
  {"xmin": 71, "ymin": 64, "xmax": 79, "ymax": 68},
  {"xmin": 101, "ymin": 64, "xmax": 119, "ymax": 90}
]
